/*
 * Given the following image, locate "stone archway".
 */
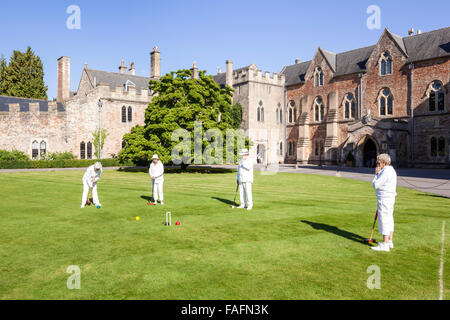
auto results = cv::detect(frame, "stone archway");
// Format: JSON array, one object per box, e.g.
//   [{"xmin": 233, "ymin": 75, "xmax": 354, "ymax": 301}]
[{"xmin": 361, "ymin": 136, "xmax": 378, "ymax": 168}]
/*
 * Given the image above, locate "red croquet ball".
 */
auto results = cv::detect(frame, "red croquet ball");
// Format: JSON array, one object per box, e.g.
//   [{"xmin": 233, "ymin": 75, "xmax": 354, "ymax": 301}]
[{"xmin": 176, "ymin": 221, "xmax": 180, "ymax": 226}]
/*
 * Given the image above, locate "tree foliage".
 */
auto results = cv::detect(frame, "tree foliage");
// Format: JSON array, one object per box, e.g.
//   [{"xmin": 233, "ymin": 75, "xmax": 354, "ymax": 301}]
[
  {"xmin": 118, "ymin": 69, "xmax": 245, "ymax": 165},
  {"xmin": 0, "ymin": 47, "xmax": 48, "ymax": 99},
  {"xmin": 93, "ymin": 129, "xmax": 108, "ymax": 159}
]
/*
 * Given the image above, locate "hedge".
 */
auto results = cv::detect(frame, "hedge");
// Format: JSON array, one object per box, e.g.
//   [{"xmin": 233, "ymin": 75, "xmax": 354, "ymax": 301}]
[{"xmin": 0, "ymin": 159, "xmax": 133, "ymax": 169}]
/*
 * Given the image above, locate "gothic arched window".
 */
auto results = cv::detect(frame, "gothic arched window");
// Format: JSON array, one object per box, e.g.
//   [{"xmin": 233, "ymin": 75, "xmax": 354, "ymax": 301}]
[
  {"xmin": 314, "ymin": 67, "xmax": 324, "ymax": 87},
  {"xmin": 122, "ymin": 106, "xmax": 126, "ymax": 123},
  {"xmin": 32, "ymin": 141, "xmax": 39, "ymax": 159},
  {"xmin": 128, "ymin": 106, "xmax": 132, "ymax": 122},
  {"xmin": 380, "ymin": 52, "xmax": 392, "ymax": 76},
  {"xmin": 87, "ymin": 142, "xmax": 92, "ymax": 159},
  {"xmin": 428, "ymin": 81, "xmax": 445, "ymax": 112},
  {"xmin": 379, "ymin": 88, "xmax": 393, "ymax": 116},
  {"xmin": 80, "ymin": 142, "xmax": 86, "ymax": 160},
  {"xmin": 343, "ymin": 93, "xmax": 357, "ymax": 119},
  {"xmin": 314, "ymin": 97, "xmax": 324, "ymax": 122},
  {"xmin": 40, "ymin": 141, "xmax": 46, "ymax": 157}
]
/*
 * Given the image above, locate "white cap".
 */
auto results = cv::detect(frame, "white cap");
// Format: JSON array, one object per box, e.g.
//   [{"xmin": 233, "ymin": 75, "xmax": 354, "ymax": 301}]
[
  {"xmin": 94, "ymin": 162, "xmax": 102, "ymax": 170},
  {"xmin": 152, "ymin": 154, "xmax": 159, "ymax": 160},
  {"xmin": 240, "ymin": 148, "xmax": 249, "ymax": 156}
]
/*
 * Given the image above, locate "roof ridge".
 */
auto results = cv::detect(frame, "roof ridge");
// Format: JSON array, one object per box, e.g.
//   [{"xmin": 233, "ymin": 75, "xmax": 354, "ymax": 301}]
[
  {"xmin": 87, "ymin": 68, "xmax": 149, "ymax": 79},
  {"xmin": 336, "ymin": 44, "xmax": 376, "ymax": 56},
  {"xmin": 403, "ymin": 26, "xmax": 450, "ymax": 39}
]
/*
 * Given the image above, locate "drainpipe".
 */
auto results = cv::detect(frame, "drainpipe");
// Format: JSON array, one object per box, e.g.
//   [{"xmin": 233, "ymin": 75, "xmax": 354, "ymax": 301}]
[
  {"xmin": 409, "ymin": 63, "xmax": 415, "ymax": 167},
  {"xmin": 358, "ymin": 73, "xmax": 363, "ymax": 118},
  {"xmin": 283, "ymin": 84, "xmax": 287, "ymax": 163}
]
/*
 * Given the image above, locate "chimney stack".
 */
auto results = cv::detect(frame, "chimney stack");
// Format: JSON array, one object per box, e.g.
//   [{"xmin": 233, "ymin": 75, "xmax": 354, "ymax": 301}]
[
  {"xmin": 218, "ymin": 67, "xmax": 222, "ymax": 74},
  {"xmin": 57, "ymin": 56, "xmax": 70, "ymax": 102},
  {"xmin": 295, "ymin": 58, "xmax": 301, "ymax": 64},
  {"xmin": 129, "ymin": 62, "xmax": 135, "ymax": 75},
  {"xmin": 417, "ymin": 29, "xmax": 422, "ymax": 35},
  {"xmin": 226, "ymin": 60, "xmax": 233, "ymax": 87},
  {"xmin": 190, "ymin": 62, "xmax": 199, "ymax": 79},
  {"xmin": 408, "ymin": 28, "xmax": 414, "ymax": 36},
  {"xmin": 150, "ymin": 46, "xmax": 161, "ymax": 80},
  {"xmin": 119, "ymin": 59, "xmax": 127, "ymax": 74}
]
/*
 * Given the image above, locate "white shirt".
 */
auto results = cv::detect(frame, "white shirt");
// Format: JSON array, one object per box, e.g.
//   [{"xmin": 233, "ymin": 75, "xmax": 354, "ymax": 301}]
[
  {"xmin": 372, "ymin": 165, "xmax": 397, "ymax": 198},
  {"xmin": 83, "ymin": 165, "xmax": 102, "ymax": 187},
  {"xmin": 149, "ymin": 161, "xmax": 164, "ymax": 183},
  {"xmin": 237, "ymin": 157, "xmax": 253, "ymax": 183}
]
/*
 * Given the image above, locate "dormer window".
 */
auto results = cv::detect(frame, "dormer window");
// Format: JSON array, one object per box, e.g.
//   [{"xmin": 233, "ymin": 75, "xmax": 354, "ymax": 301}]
[
  {"xmin": 380, "ymin": 52, "xmax": 392, "ymax": 76},
  {"xmin": 314, "ymin": 67, "xmax": 324, "ymax": 87},
  {"xmin": 124, "ymin": 80, "xmax": 136, "ymax": 91}
]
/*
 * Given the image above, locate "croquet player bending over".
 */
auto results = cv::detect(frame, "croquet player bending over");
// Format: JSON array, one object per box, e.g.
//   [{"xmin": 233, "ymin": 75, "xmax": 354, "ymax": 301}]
[
  {"xmin": 149, "ymin": 154, "xmax": 164, "ymax": 205},
  {"xmin": 371, "ymin": 153, "xmax": 397, "ymax": 252},
  {"xmin": 81, "ymin": 162, "xmax": 103, "ymax": 208},
  {"xmin": 236, "ymin": 148, "xmax": 253, "ymax": 211}
]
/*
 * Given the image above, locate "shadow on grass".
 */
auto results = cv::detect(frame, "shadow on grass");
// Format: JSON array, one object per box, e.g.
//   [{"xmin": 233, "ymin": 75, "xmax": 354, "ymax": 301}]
[
  {"xmin": 140, "ymin": 195, "xmax": 153, "ymax": 203},
  {"xmin": 301, "ymin": 220, "xmax": 367, "ymax": 244},
  {"xmin": 212, "ymin": 197, "xmax": 235, "ymax": 206},
  {"xmin": 416, "ymin": 193, "xmax": 449, "ymax": 199}
]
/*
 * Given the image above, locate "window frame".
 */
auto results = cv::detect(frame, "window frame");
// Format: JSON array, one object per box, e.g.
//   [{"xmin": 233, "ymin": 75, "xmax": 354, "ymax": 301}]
[{"xmin": 379, "ymin": 88, "xmax": 393, "ymax": 116}]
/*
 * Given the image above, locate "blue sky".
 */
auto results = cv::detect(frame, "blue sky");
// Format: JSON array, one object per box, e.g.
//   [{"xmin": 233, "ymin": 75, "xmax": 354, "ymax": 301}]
[{"xmin": 0, "ymin": 0, "xmax": 448, "ymax": 100}]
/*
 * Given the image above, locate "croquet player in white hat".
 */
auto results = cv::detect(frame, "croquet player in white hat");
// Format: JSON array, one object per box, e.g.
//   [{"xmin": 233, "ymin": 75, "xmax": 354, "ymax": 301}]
[
  {"xmin": 149, "ymin": 154, "xmax": 164, "ymax": 205},
  {"xmin": 81, "ymin": 162, "xmax": 103, "ymax": 208},
  {"xmin": 371, "ymin": 153, "xmax": 397, "ymax": 252},
  {"xmin": 236, "ymin": 148, "xmax": 253, "ymax": 210}
]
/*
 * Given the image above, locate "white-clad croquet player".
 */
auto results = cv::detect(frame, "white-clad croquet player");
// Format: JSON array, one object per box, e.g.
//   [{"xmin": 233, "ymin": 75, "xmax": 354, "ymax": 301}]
[
  {"xmin": 149, "ymin": 154, "xmax": 164, "ymax": 205},
  {"xmin": 371, "ymin": 153, "xmax": 397, "ymax": 252},
  {"xmin": 236, "ymin": 148, "xmax": 253, "ymax": 210},
  {"xmin": 81, "ymin": 162, "xmax": 103, "ymax": 208}
]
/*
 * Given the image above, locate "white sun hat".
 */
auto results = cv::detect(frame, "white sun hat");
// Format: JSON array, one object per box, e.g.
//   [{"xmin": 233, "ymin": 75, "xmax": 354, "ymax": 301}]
[
  {"xmin": 94, "ymin": 162, "xmax": 102, "ymax": 170},
  {"xmin": 152, "ymin": 154, "xmax": 159, "ymax": 160},
  {"xmin": 240, "ymin": 148, "xmax": 249, "ymax": 156}
]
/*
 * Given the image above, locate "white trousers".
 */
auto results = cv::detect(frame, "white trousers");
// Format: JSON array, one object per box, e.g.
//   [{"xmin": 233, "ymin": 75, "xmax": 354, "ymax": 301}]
[
  {"xmin": 152, "ymin": 180, "xmax": 164, "ymax": 202},
  {"xmin": 239, "ymin": 182, "xmax": 253, "ymax": 208},
  {"xmin": 377, "ymin": 197, "xmax": 395, "ymax": 236},
  {"xmin": 82, "ymin": 179, "xmax": 99, "ymax": 206}
]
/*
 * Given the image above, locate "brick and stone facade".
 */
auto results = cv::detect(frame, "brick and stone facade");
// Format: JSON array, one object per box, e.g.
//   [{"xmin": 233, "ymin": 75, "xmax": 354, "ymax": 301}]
[{"xmin": 281, "ymin": 27, "xmax": 450, "ymax": 168}]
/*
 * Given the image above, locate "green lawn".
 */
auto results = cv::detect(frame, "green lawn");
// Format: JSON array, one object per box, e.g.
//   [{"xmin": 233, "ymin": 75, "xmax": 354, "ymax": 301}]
[{"xmin": 0, "ymin": 169, "xmax": 448, "ymax": 300}]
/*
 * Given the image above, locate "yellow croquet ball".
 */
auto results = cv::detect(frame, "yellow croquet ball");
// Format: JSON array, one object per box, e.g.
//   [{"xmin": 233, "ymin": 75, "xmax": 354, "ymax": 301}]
[{"xmin": 136, "ymin": 216, "xmax": 140, "ymax": 221}]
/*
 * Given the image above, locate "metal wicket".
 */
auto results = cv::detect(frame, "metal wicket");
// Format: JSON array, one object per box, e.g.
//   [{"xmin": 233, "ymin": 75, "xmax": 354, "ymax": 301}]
[{"xmin": 165, "ymin": 212, "xmax": 171, "ymax": 226}]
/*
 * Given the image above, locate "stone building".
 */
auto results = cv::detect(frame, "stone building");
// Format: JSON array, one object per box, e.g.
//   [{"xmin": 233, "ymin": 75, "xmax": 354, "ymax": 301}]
[
  {"xmin": 0, "ymin": 47, "xmax": 160, "ymax": 160},
  {"xmin": 213, "ymin": 61, "xmax": 285, "ymax": 165},
  {"xmin": 281, "ymin": 27, "xmax": 450, "ymax": 168}
]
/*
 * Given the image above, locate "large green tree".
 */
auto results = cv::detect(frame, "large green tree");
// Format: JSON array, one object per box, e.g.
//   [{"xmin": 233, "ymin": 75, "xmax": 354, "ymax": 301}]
[
  {"xmin": 0, "ymin": 47, "xmax": 48, "ymax": 99},
  {"xmin": 118, "ymin": 69, "xmax": 246, "ymax": 166}
]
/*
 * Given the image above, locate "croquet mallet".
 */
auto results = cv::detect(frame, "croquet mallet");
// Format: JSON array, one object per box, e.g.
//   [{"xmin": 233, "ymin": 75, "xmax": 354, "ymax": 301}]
[{"xmin": 364, "ymin": 210, "xmax": 378, "ymax": 244}]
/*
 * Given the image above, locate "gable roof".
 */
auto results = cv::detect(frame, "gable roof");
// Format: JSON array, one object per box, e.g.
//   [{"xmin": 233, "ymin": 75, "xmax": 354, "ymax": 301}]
[
  {"xmin": 319, "ymin": 47, "xmax": 337, "ymax": 72},
  {"xmin": 282, "ymin": 26, "xmax": 450, "ymax": 87},
  {"xmin": 282, "ymin": 61, "xmax": 312, "ymax": 86},
  {"xmin": 404, "ymin": 26, "xmax": 450, "ymax": 63},
  {"xmin": 334, "ymin": 45, "xmax": 376, "ymax": 77},
  {"xmin": 385, "ymin": 29, "xmax": 408, "ymax": 57},
  {"xmin": 86, "ymin": 69, "xmax": 150, "ymax": 91}
]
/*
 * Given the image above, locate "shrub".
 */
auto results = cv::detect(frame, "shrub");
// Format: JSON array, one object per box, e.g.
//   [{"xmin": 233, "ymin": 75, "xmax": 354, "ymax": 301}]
[
  {"xmin": 0, "ymin": 159, "xmax": 133, "ymax": 169},
  {"xmin": 0, "ymin": 150, "xmax": 29, "ymax": 161}
]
